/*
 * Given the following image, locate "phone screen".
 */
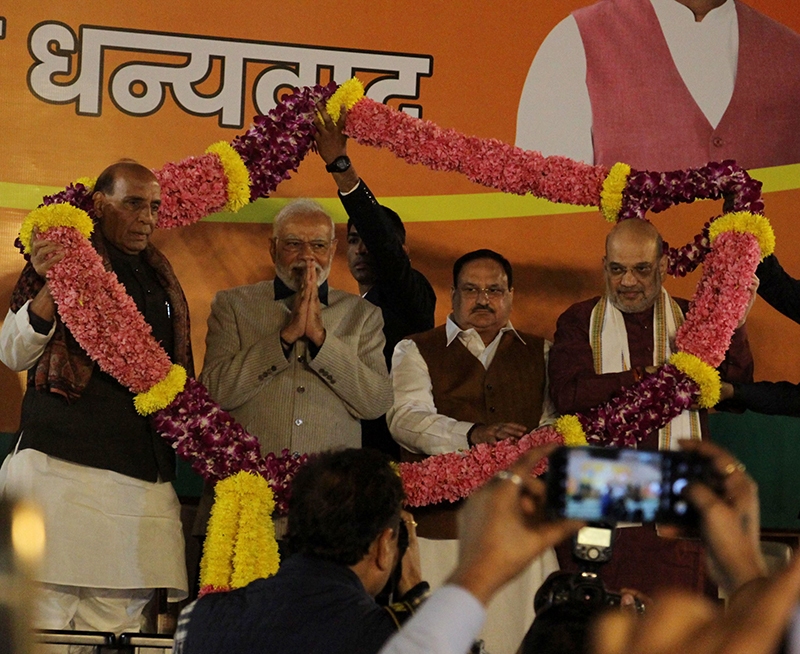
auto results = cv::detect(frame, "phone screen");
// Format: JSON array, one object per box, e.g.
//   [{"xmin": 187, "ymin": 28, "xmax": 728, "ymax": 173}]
[{"xmin": 564, "ymin": 448, "xmax": 664, "ymax": 523}]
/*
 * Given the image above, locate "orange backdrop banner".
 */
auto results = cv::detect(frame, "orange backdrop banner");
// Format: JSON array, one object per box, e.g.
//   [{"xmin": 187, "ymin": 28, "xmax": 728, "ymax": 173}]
[{"xmin": 1, "ymin": 1, "xmax": 799, "ymax": 431}]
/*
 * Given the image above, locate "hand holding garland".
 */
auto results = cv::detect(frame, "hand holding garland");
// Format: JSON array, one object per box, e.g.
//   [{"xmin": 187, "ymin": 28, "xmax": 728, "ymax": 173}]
[{"xmin": 28, "ymin": 235, "xmax": 64, "ymax": 323}]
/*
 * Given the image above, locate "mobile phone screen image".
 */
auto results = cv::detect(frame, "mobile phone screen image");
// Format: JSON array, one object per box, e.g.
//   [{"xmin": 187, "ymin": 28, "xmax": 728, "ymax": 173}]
[{"xmin": 564, "ymin": 448, "xmax": 663, "ymax": 523}]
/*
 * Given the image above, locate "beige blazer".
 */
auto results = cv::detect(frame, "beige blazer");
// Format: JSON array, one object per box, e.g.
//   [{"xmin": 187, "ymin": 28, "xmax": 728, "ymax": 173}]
[{"xmin": 199, "ymin": 280, "xmax": 392, "ymax": 456}]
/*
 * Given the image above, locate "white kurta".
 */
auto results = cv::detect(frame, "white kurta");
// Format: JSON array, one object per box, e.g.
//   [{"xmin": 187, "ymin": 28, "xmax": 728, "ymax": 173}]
[
  {"xmin": 0, "ymin": 301, "xmax": 187, "ymax": 600},
  {"xmin": 0, "ymin": 448, "xmax": 188, "ymax": 600}
]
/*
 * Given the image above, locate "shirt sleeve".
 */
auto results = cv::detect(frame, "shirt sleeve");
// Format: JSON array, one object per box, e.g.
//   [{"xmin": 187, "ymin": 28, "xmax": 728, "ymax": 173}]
[
  {"xmin": 730, "ymin": 381, "xmax": 800, "ymax": 418},
  {"xmin": 387, "ymin": 339, "xmax": 474, "ymax": 454},
  {"xmin": 756, "ymin": 255, "xmax": 800, "ymax": 325},
  {"xmin": 0, "ymin": 301, "xmax": 56, "ymax": 372},
  {"xmin": 377, "ymin": 585, "xmax": 486, "ymax": 654},
  {"xmin": 339, "ymin": 180, "xmax": 436, "ymax": 334},
  {"xmin": 514, "ymin": 15, "xmax": 595, "ymax": 164}
]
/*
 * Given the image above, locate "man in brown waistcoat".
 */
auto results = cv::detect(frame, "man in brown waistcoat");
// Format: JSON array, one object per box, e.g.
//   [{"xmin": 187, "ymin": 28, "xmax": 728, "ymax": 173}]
[{"xmin": 387, "ymin": 248, "xmax": 558, "ymax": 654}]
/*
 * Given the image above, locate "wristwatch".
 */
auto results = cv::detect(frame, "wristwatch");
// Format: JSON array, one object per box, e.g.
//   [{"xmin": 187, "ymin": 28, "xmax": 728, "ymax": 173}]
[{"xmin": 325, "ymin": 155, "xmax": 351, "ymax": 173}]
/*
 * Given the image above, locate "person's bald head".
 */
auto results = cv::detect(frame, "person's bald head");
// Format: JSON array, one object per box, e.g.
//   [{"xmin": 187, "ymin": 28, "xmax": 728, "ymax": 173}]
[
  {"xmin": 94, "ymin": 161, "xmax": 157, "ymax": 197},
  {"xmin": 603, "ymin": 219, "xmax": 667, "ymax": 313}
]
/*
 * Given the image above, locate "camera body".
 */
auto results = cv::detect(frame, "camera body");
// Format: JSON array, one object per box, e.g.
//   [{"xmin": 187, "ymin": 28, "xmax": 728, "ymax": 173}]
[
  {"xmin": 534, "ymin": 569, "xmax": 632, "ymax": 615},
  {"xmin": 546, "ymin": 445, "xmax": 724, "ymax": 527}
]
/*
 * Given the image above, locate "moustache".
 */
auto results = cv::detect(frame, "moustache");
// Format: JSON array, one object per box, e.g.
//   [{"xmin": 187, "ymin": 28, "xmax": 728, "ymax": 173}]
[{"xmin": 471, "ymin": 305, "xmax": 494, "ymax": 313}]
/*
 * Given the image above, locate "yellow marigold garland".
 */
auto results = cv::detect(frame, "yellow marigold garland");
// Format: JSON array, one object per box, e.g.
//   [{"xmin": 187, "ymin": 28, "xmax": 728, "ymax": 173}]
[
  {"xmin": 600, "ymin": 162, "xmax": 631, "ymax": 223},
  {"xmin": 200, "ymin": 471, "xmax": 280, "ymax": 593},
  {"xmin": 325, "ymin": 77, "xmax": 366, "ymax": 123},
  {"xmin": 19, "ymin": 204, "xmax": 94, "ymax": 253},
  {"xmin": 230, "ymin": 473, "xmax": 279, "ymax": 589},
  {"xmin": 669, "ymin": 352, "xmax": 721, "ymax": 408},
  {"xmin": 199, "ymin": 474, "xmax": 241, "ymax": 592},
  {"xmin": 205, "ymin": 141, "xmax": 252, "ymax": 213},
  {"xmin": 555, "ymin": 415, "xmax": 588, "ymax": 447},
  {"xmin": 133, "ymin": 364, "xmax": 187, "ymax": 415},
  {"xmin": 708, "ymin": 211, "xmax": 775, "ymax": 260}
]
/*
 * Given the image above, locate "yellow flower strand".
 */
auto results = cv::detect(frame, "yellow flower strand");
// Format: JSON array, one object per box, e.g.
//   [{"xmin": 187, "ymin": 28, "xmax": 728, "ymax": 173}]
[
  {"xmin": 18, "ymin": 204, "xmax": 94, "ymax": 253},
  {"xmin": 708, "ymin": 211, "xmax": 775, "ymax": 260},
  {"xmin": 325, "ymin": 77, "xmax": 366, "ymax": 123},
  {"xmin": 199, "ymin": 472, "xmax": 280, "ymax": 592},
  {"xmin": 669, "ymin": 352, "xmax": 721, "ymax": 409},
  {"xmin": 205, "ymin": 141, "xmax": 252, "ymax": 213},
  {"xmin": 230, "ymin": 473, "xmax": 280, "ymax": 589},
  {"xmin": 555, "ymin": 415, "xmax": 588, "ymax": 447},
  {"xmin": 599, "ymin": 162, "xmax": 631, "ymax": 223},
  {"xmin": 133, "ymin": 364, "xmax": 187, "ymax": 416},
  {"xmin": 199, "ymin": 474, "xmax": 241, "ymax": 591}
]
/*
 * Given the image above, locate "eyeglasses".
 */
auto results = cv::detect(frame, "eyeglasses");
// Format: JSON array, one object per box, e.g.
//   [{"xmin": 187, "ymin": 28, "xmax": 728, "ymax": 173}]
[
  {"xmin": 275, "ymin": 238, "xmax": 332, "ymax": 254},
  {"xmin": 457, "ymin": 285, "xmax": 508, "ymax": 299},
  {"xmin": 605, "ymin": 263, "xmax": 656, "ymax": 279}
]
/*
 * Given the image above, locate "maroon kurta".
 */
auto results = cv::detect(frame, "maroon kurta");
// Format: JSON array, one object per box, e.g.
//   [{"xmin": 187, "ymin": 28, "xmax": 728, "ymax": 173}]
[{"xmin": 548, "ymin": 295, "xmax": 754, "ymax": 595}]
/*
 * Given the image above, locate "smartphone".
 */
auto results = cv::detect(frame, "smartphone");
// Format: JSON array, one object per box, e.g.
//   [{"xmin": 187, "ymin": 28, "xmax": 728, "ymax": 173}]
[{"xmin": 546, "ymin": 446, "xmax": 723, "ymax": 526}]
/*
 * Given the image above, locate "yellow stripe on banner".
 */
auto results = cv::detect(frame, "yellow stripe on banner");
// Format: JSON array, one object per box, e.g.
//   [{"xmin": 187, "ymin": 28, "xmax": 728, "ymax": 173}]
[
  {"xmin": 2, "ymin": 163, "xmax": 799, "ymax": 220},
  {"xmin": 0, "ymin": 182, "xmax": 64, "ymax": 211}
]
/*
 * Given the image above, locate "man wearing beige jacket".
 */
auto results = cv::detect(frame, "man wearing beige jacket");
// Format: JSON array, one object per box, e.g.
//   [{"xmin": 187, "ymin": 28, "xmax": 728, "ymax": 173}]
[{"xmin": 200, "ymin": 199, "xmax": 392, "ymax": 466}]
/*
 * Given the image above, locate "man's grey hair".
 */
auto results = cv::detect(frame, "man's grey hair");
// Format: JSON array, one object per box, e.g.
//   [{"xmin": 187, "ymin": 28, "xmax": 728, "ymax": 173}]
[{"xmin": 273, "ymin": 199, "xmax": 335, "ymax": 237}]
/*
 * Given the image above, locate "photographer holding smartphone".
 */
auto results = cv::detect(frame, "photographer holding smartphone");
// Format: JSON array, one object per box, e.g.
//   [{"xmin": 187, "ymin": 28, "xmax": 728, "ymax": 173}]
[{"xmin": 378, "ymin": 440, "xmax": 795, "ymax": 654}]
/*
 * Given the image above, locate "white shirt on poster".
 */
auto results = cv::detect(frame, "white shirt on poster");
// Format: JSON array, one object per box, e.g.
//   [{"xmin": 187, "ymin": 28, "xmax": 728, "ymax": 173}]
[{"xmin": 515, "ymin": 0, "xmax": 739, "ymax": 162}]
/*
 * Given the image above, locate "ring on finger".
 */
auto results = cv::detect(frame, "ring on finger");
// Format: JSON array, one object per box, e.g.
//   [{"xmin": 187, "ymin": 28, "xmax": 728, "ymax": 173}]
[{"xmin": 723, "ymin": 461, "xmax": 746, "ymax": 477}]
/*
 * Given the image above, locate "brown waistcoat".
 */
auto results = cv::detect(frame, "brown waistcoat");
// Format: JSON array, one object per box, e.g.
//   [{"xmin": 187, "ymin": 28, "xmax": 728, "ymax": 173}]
[{"xmin": 406, "ymin": 324, "xmax": 546, "ymax": 538}]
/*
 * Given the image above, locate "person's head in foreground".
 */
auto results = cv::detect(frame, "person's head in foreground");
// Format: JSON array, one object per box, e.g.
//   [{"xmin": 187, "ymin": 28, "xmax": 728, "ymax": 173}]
[
  {"xmin": 93, "ymin": 161, "xmax": 161, "ymax": 255},
  {"xmin": 603, "ymin": 218, "xmax": 666, "ymax": 314},
  {"xmin": 451, "ymin": 249, "xmax": 515, "ymax": 345},
  {"xmin": 286, "ymin": 447, "xmax": 407, "ymax": 596},
  {"xmin": 270, "ymin": 199, "xmax": 337, "ymax": 291}
]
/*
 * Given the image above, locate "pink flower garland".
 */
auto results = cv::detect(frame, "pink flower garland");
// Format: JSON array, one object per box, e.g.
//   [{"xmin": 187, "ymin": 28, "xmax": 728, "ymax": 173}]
[
  {"xmin": 400, "ymin": 427, "xmax": 563, "ymax": 507},
  {"xmin": 43, "ymin": 227, "xmax": 172, "ymax": 392},
  {"xmin": 676, "ymin": 231, "xmax": 762, "ymax": 367},
  {"xmin": 345, "ymin": 97, "xmax": 608, "ymax": 207},
  {"xmin": 155, "ymin": 153, "xmax": 229, "ymax": 229}
]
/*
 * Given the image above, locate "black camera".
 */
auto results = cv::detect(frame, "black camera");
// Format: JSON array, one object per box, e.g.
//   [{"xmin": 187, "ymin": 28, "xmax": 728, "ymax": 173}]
[
  {"xmin": 546, "ymin": 445, "xmax": 724, "ymax": 527},
  {"xmin": 534, "ymin": 569, "xmax": 634, "ymax": 614}
]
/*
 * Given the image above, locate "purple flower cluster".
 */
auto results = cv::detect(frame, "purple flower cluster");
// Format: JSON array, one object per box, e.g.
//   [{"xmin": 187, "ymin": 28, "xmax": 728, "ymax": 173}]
[
  {"xmin": 663, "ymin": 224, "xmax": 711, "ymax": 278},
  {"xmin": 42, "ymin": 182, "xmax": 96, "ymax": 214},
  {"xmin": 619, "ymin": 160, "xmax": 763, "ymax": 223},
  {"xmin": 152, "ymin": 377, "xmax": 307, "ymax": 516},
  {"xmin": 620, "ymin": 160, "xmax": 764, "ymax": 276},
  {"xmin": 578, "ymin": 365, "xmax": 699, "ymax": 447},
  {"xmin": 232, "ymin": 82, "xmax": 337, "ymax": 201}
]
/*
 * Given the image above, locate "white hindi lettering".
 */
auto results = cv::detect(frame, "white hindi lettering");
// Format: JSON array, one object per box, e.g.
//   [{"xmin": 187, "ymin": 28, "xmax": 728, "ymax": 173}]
[{"xmin": 27, "ymin": 22, "xmax": 433, "ymax": 128}]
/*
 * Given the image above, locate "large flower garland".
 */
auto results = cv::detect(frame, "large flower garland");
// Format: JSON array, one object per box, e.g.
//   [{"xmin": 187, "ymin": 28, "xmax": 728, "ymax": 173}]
[{"xmin": 16, "ymin": 77, "xmax": 775, "ymax": 578}]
